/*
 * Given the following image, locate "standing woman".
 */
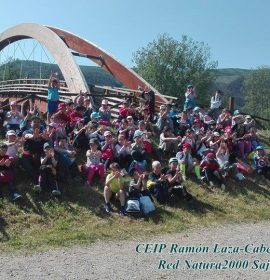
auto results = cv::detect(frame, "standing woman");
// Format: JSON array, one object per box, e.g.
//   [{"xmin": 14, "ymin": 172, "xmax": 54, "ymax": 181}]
[
  {"xmin": 184, "ymin": 84, "xmax": 196, "ymax": 111},
  {"xmin": 47, "ymin": 72, "xmax": 60, "ymax": 123}
]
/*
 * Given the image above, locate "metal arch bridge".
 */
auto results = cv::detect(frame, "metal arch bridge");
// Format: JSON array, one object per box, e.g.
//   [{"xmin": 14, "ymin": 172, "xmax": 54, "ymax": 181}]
[{"xmin": 0, "ymin": 23, "xmax": 175, "ymax": 112}]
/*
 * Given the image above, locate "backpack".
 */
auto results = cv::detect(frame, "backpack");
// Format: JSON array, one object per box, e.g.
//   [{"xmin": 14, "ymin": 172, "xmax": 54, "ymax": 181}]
[
  {"xmin": 140, "ymin": 195, "xmax": 155, "ymax": 214},
  {"xmin": 126, "ymin": 198, "xmax": 141, "ymax": 215}
]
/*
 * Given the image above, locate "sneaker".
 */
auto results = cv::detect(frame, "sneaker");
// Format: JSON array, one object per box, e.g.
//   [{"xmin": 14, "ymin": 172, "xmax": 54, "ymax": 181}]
[
  {"xmin": 33, "ymin": 185, "xmax": 42, "ymax": 193},
  {"xmin": 235, "ymin": 173, "xmax": 245, "ymax": 181},
  {"xmin": 52, "ymin": 189, "xmax": 61, "ymax": 196},
  {"xmin": 12, "ymin": 193, "xmax": 22, "ymax": 201},
  {"xmin": 119, "ymin": 207, "xmax": 127, "ymax": 217},
  {"xmin": 104, "ymin": 203, "xmax": 112, "ymax": 213},
  {"xmin": 209, "ymin": 181, "xmax": 214, "ymax": 187},
  {"xmin": 221, "ymin": 184, "xmax": 226, "ymax": 191}
]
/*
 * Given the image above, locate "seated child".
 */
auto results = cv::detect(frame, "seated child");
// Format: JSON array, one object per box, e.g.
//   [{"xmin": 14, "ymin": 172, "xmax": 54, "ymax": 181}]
[
  {"xmin": 33, "ymin": 142, "xmax": 61, "ymax": 196},
  {"xmin": 104, "ymin": 162, "xmax": 126, "ymax": 216},
  {"xmin": 166, "ymin": 157, "xmax": 194, "ymax": 204},
  {"xmin": 0, "ymin": 143, "xmax": 21, "ymax": 201},
  {"xmin": 85, "ymin": 138, "xmax": 105, "ymax": 187},
  {"xmin": 176, "ymin": 143, "xmax": 201, "ymax": 181},
  {"xmin": 200, "ymin": 152, "xmax": 226, "ymax": 190},
  {"xmin": 216, "ymin": 141, "xmax": 245, "ymax": 181},
  {"xmin": 253, "ymin": 146, "xmax": 270, "ymax": 180}
]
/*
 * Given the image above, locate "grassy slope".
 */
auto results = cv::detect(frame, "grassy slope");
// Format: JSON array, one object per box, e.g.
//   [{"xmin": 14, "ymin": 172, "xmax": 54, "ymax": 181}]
[{"xmin": 0, "ymin": 131, "xmax": 270, "ymax": 253}]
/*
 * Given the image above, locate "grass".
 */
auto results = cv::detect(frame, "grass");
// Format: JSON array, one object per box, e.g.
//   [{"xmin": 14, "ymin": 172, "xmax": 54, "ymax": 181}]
[{"xmin": 0, "ymin": 130, "xmax": 270, "ymax": 253}]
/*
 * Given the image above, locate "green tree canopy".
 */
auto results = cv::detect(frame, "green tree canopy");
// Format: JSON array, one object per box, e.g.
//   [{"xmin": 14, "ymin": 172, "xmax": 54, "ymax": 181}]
[
  {"xmin": 132, "ymin": 34, "xmax": 217, "ymax": 105},
  {"xmin": 242, "ymin": 67, "xmax": 270, "ymax": 121}
]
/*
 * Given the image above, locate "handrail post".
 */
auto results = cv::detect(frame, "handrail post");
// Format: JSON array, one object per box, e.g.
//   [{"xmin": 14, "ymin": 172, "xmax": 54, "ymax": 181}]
[{"xmin": 228, "ymin": 96, "xmax": 234, "ymax": 113}]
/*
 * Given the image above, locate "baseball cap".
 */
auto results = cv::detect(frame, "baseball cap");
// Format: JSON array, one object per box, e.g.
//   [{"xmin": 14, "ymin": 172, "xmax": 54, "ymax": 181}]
[
  {"xmin": 101, "ymin": 99, "xmax": 108, "ymax": 105},
  {"xmin": 187, "ymin": 84, "xmax": 193, "ymax": 88},
  {"xmin": 206, "ymin": 152, "xmax": 215, "ymax": 159},
  {"xmin": 193, "ymin": 106, "xmax": 200, "ymax": 112},
  {"xmin": 169, "ymin": 157, "xmax": 178, "ymax": 164},
  {"xmin": 213, "ymin": 132, "xmax": 220, "ymax": 137},
  {"xmin": 233, "ymin": 110, "xmax": 240, "ymax": 116},
  {"xmin": 58, "ymin": 103, "xmax": 66, "ymax": 111},
  {"xmin": 160, "ymin": 105, "xmax": 166, "ymax": 110},
  {"xmin": 90, "ymin": 112, "xmax": 101, "ymax": 119},
  {"xmin": 182, "ymin": 143, "xmax": 191, "ymax": 149},
  {"xmin": 43, "ymin": 142, "xmax": 52, "ymax": 149},
  {"xmin": 6, "ymin": 130, "xmax": 16, "ymax": 136},
  {"xmin": 256, "ymin": 146, "xmax": 264, "ymax": 150},
  {"xmin": 89, "ymin": 138, "xmax": 98, "ymax": 145},
  {"xmin": 104, "ymin": 131, "xmax": 112, "ymax": 137},
  {"xmin": 133, "ymin": 130, "xmax": 144, "ymax": 139}
]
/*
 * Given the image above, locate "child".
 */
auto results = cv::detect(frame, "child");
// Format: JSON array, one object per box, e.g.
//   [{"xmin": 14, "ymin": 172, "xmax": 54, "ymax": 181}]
[
  {"xmin": 115, "ymin": 134, "xmax": 132, "ymax": 170},
  {"xmin": 104, "ymin": 162, "xmax": 126, "ymax": 216},
  {"xmin": 216, "ymin": 141, "xmax": 245, "ymax": 181},
  {"xmin": 166, "ymin": 157, "xmax": 194, "ymax": 204},
  {"xmin": 85, "ymin": 138, "xmax": 105, "ymax": 187},
  {"xmin": 54, "ymin": 136, "xmax": 81, "ymax": 181},
  {"xmin": 33, "ymin": 142, "xmax": 60, "ymax": 196},
  {"xmin": 0, "ymin": 143, "xmax": 22, "ymax": 201},
  {"xmin": 176, "ymin": 143, "xmax": 201, "ymax": 181},
  {"xmin": 159, "ymin": 126, "xmax": 180, "ymax": 155},
  {"xmin": 101, "ymin": 131, "xmax": 116, "ymax": 170},
  {"xmin": 4, "ymin": 130, "xmax": 19, "ymax": 158},
  {"xmin": 253, "ymin": 146, "xmax": 270, "ymax": 179},
  {"xmin": 200, "ymin": 152, "xmax": 226, "ymax": 190}
]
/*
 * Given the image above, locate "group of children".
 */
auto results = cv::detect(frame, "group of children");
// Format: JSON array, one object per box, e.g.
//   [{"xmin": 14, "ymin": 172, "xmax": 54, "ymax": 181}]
[{"xmin": 0, "ymin": 86, "xmax": 270, "ymax": 217}]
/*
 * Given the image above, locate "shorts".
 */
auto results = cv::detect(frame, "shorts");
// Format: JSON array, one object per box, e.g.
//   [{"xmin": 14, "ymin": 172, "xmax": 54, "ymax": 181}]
[{"xmin": 47, "ymin": 100, "xmax": 59, "ymax": 113}]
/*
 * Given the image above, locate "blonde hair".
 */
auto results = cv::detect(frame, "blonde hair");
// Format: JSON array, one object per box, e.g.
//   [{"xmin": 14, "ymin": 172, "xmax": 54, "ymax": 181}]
[{"xmin": 152, "ymin": 161, "xmax": 161, "ymax": 169}]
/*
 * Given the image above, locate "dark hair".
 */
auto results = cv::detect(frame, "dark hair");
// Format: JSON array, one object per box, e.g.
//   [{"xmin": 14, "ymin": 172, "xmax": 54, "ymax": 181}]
[
  {"xmin": 109, "ymin": 162, "xmax": 120, "ymax": 170},
  {"xmin": 0, "ymin": 143, "xmax": 8, "ymax": 149},
  {"xmin": 163, "ymin": 126, "xmax": 171, "ymax": 133},
  {"xmin": 76, "ymin": 105, "xmax": 84, "ymax": 112}
]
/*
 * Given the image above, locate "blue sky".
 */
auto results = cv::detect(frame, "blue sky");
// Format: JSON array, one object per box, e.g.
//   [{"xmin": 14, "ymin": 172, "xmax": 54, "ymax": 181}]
[{"xmin": 0, "ymin": 0, "xmax": 270, "ymax": 69}]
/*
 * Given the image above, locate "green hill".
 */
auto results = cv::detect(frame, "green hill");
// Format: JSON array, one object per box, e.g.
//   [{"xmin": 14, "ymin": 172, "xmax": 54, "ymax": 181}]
[{"xmin": 0, "ymin": 60, "xmax": 122, "ymax": 88}]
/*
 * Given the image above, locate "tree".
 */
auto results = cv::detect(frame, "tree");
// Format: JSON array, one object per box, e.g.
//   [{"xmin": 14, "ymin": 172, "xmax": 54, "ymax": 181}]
[
  {"xmin": 0, "ymin": 58, "xmax": 20, "ymax": 80},
  {"xmin": 132, "ymin": 34, "xmax": 217, "ymax": 106},
  {"xmin": 242, "ymin": 67, "xmax": 270, "ymax": 121}
]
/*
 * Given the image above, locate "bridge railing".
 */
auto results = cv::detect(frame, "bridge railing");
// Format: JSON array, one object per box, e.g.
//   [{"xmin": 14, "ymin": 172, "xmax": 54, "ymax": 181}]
[
  {"xmin": 0, "ymin": 79, "xmax": 69, "ymax": 93},
  {"xmin": 0, "ymin": 78, "xmax": 67, "ymax": 87}
]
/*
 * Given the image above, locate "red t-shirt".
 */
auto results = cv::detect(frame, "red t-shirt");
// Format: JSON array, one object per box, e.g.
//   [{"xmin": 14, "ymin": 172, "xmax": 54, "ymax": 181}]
[{"xmin": 200, "ymin": 159, "xmax": 219, "ymax": 171}]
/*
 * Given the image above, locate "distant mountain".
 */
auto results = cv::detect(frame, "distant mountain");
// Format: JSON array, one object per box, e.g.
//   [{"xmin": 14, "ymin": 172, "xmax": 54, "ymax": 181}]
[
  {"xmin": 0, "ymin": 60, "xmax": 122, "ymax": 88},
  {"xmin": 0, "ymin": 60, "xmax": 251, "ymax": 106}
]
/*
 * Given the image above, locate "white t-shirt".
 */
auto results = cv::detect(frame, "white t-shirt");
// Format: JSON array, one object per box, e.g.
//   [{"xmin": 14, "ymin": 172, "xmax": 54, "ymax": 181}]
[{"xmin": 217, "ymin": 153, "xmax": 229, "ymax": 168}]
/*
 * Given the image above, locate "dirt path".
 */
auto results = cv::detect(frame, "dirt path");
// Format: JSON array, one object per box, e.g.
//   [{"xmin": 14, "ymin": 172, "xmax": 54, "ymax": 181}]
[{"xmin": 1, "ymin": 221, "xmax": 270, "ymax": 280}]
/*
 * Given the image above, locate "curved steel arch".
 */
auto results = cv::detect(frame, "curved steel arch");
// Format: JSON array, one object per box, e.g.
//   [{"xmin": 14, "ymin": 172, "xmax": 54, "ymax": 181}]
[
  {"xmin": 47, "ymin": 26, "xmax": 168, "ymax": 104},
  {"xmin": 0, "ymin": 23, "xmax": 89, "ymax": 94},
  {"xmin": 0, "ymin": 23, "xmax": 168, "ymax": 104}
]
